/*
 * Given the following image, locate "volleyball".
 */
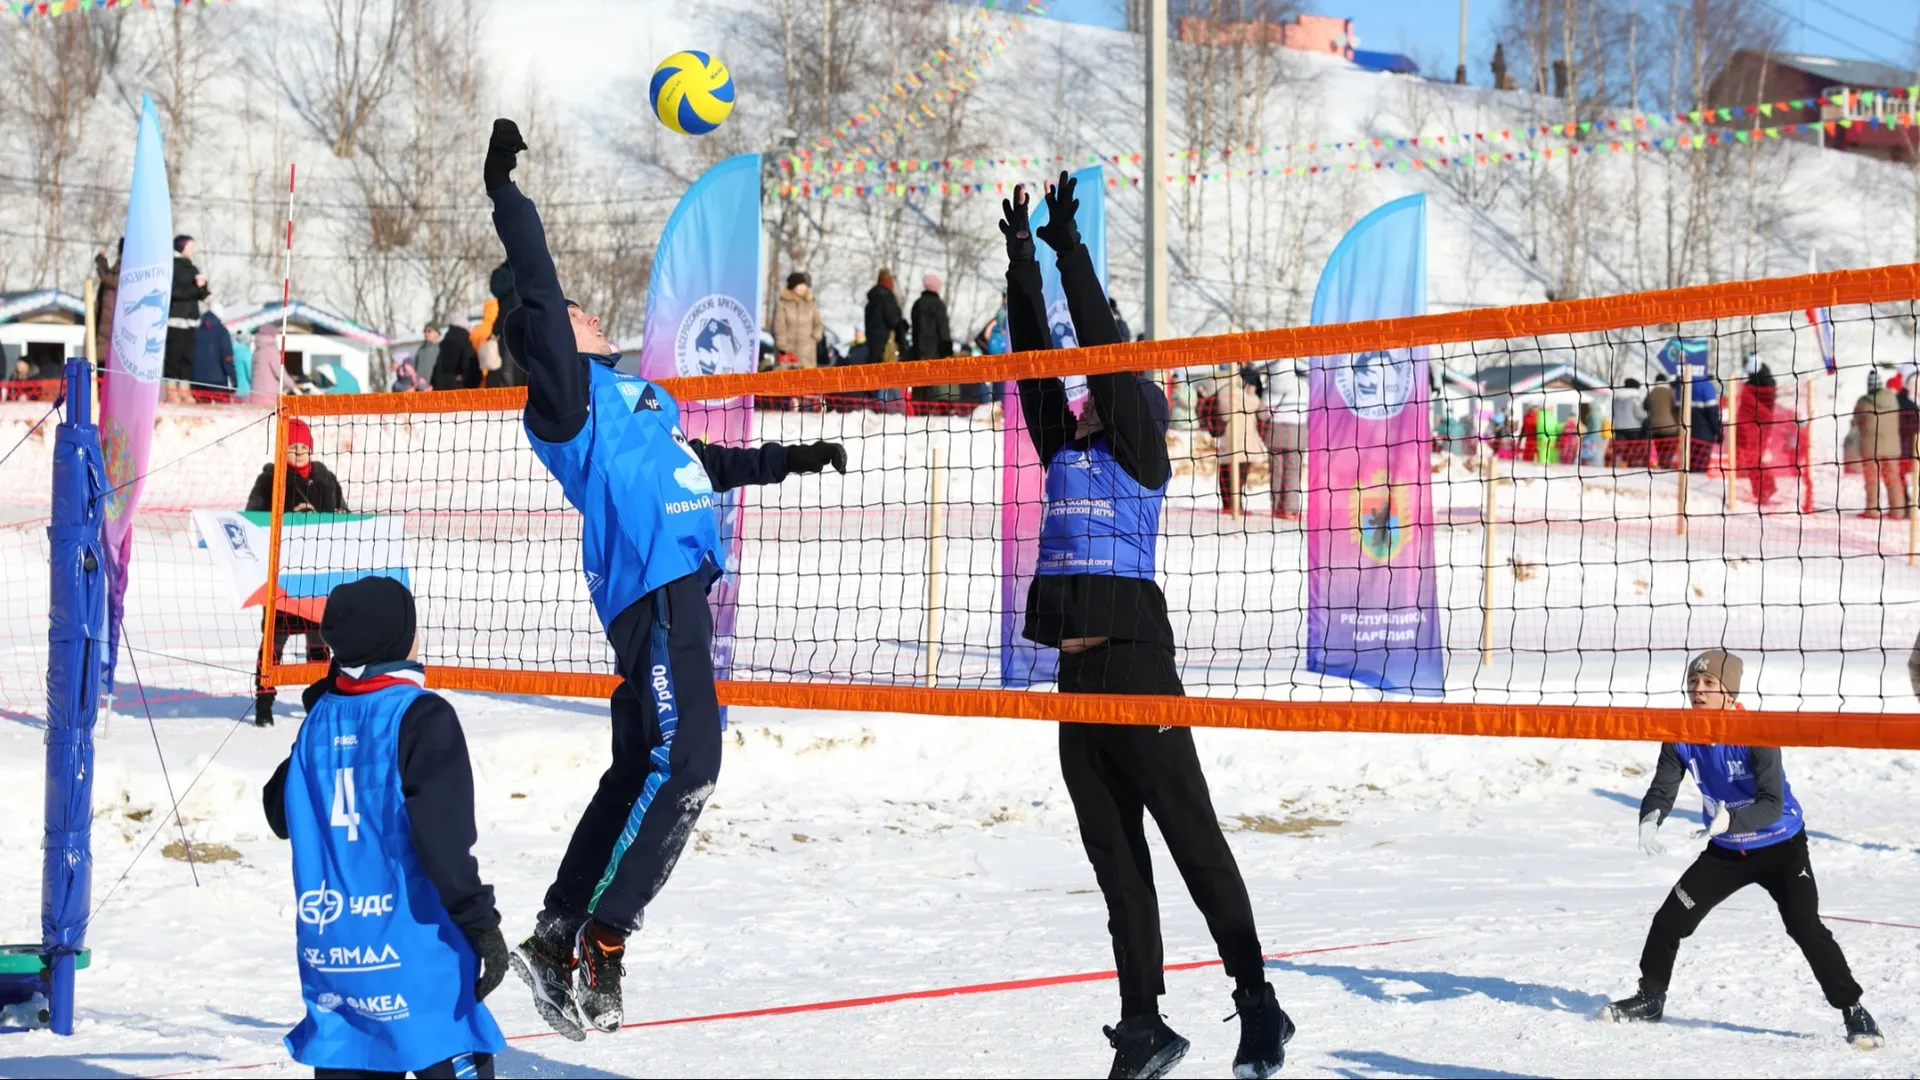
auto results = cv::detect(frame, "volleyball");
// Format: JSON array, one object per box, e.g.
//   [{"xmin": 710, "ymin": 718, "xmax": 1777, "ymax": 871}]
[{"xmin": 650, "ymin": 51, "xmax": 736, "ymax": 136}]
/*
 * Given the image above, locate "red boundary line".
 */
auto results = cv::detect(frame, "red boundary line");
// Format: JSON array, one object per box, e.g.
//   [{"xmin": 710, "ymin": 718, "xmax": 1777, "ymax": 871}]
[
  {"xmin": 1823, "ymin": 914, "xmax": 1920, "ymax": 931},
  {"xmin": 139, "ymin": 936, "xmax": 1423, "ymax": 1078}
]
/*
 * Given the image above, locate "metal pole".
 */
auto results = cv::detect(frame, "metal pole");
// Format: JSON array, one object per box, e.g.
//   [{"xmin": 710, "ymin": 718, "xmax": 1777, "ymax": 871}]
[
  {"xmin": 925, "ymin": 446, "xmax": 945, "ymax": 688},
  {"xmin": 1481, "ymin": 445, "xmax": 1497, "ymax": 667},
  {"xmin": 1456, "ymin": 0, "xmax": 1469, "ymax": 85},
  {"xmin": 1144, "ymin": 0, "xmax": 1170, "ymax": 341}
]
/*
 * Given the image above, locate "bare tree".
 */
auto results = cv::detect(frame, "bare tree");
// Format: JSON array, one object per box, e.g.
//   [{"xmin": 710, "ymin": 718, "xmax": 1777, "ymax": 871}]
[
  {"xmin": 1, "ymin": 12, "xmax": 124, "ymax": 288},
  {"xmin": 273, "ymin": 0, "xmax": 408, "ymax": 159}
]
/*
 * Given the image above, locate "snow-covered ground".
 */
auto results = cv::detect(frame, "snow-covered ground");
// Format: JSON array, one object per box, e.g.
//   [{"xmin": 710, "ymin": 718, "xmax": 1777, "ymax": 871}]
[{"xmin": 2, "ymin": 695, "xmax": 1917, "ymax": 1078}]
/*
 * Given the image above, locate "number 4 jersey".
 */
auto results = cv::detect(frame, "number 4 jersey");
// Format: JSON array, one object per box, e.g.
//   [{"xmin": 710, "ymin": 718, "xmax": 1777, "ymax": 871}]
[{"xmin": 282, "ymin": 679, "xmax": 504, "ymax": 1073}]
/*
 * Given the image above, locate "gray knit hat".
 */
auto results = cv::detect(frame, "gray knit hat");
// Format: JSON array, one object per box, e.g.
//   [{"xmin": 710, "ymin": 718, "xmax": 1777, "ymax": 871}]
[{"xmin": 1685, "ymin": 649, "xmax": 1743, "ymax": 696}]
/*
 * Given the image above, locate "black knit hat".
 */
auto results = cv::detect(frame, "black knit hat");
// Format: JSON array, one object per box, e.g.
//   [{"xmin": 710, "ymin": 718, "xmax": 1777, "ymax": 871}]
[{"xmin": 321, "ymin": 576, "xmax": 417, "ymax": 668}]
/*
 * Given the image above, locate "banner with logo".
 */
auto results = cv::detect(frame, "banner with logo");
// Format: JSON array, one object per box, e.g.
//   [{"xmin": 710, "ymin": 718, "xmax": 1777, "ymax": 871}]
[
  {"xmin": 193, "ymin": 510, "xmax": 411, "ymax": 625},
  {"xmin": 1306, "ymin": 193, "xmax": 1444, "ymax": 696},
  {"xmin": 1656, "ymin": 337, "xmax": 1716, "ymax": 406},
  {"xmin": 636, "ymin": 153, "xmax": 762, "ymax": 684},
  {"xmin": 99, "ymin": 96, "xmax": 174, "ymax": 692},
  {"xmin": 997, "ymin": 166, "xmax": 1106, "ymax": 688}
]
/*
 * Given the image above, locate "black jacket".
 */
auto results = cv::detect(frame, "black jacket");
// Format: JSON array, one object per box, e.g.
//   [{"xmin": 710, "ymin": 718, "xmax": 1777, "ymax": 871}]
[
  {"xmin": 1010, "ymin": 238, "xmax": 1174, "ymax": 648},
  {"xmin": 247, "ymin": 461, "xmax": 348, "ymax": 513},
  {"xmin": 263, "ymin": 674, "xmax": 498, "ymax": 937},
  {"xmin": 911, "ymin": 290, "xmax": 953, "ymax": 361},
  {"xmin": 863, "ymin": 284, "xmax": 907, "ymax": 362},
  {"xmin": 488, "ymin": 182, "xmax": 800, "ymax": 487},
  {"xmin": 431, "ymin": 326, "xmax": 482, "ymax": 391},
  {"xmin": 170, "ymin": 255, "xmax": 209, "ymax": 321}
]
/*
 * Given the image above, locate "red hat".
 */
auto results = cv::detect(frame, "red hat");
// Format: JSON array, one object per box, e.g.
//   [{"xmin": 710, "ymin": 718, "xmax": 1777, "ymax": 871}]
[{"xmin": 286, "ymin": 418, "xmax": 313, "ymax": 448}]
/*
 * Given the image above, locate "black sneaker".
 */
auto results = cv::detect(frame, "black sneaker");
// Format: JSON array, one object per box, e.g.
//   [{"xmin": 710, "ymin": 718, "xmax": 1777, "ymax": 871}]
[
  {"xmin": 575, "ymin": 919, "xmax": 627, "ymax": 1034},
  {"xmin": 1227, "ymin": 982, "xmax": 1294, "ymax": 1079},
  {"xmin": 253, "ymin": 693, "xmax": 275, "ymax": 728},
  {"xmin": 1103, "ymin": 1015, "xmax": 1189, "ymax": 1080},
  {"xmin": 1601, "ymin": 988, "xmax": 1665, "ymax": 1023},
  {"xmin": 510, "ymin": 913, "xmax": 585, "ymax": 1041},
  {"xmin": 1844, "ymin": 1003, "xmax": 1885, "ymax": 1049}
]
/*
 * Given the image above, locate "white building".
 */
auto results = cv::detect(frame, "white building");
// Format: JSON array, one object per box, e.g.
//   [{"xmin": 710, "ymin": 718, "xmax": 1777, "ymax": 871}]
[{"xmin": 221, "ymin": 301, "xmax": 389, "ymax": 394}]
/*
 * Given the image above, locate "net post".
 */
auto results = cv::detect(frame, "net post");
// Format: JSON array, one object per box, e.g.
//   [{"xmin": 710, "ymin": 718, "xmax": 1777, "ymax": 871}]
[
  {"xmin": 925, "ymin": 446, "xmax": 945, "ymax": 688},
  {"xmin": 1480, "ymin": 445, "xmax": 1497, "ymax": 667},
  {"xmin": 260, "ymin": 412, "xmax": 290, "ymax": 690}
]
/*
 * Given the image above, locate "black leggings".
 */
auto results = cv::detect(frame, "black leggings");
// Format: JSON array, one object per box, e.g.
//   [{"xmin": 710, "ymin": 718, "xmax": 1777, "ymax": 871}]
[
  {"xmin": 1057, "ymin": 642, "xmax": 1264, "ymax": 1017},
  {"xmin": 1639, "ymin": 831, "xmax": 1861, "ymax": 1008},
  {"xmin": 541, "ymin": 572, "xmax": 723, "ymax": 934}
]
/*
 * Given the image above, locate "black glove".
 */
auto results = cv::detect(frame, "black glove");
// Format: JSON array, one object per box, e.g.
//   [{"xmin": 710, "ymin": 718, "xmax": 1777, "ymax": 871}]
[
  {"xmin": 1035, "ymin": 170, "xmax": 1080, "ymax": 253},
  {"xmin": 469, "ymin": 925, "xmax": 509, "ymax": 1002},
  {"xmin": 998, "ymin": 183, "xmax": 1035, "ymax": 264},
  {"xmin": 786, "ymin": 441, "xmax": 847, "ymax": 476},
  {"xmin": 484, "ymin": 119, "xmax": 527, "ymax": 193}
]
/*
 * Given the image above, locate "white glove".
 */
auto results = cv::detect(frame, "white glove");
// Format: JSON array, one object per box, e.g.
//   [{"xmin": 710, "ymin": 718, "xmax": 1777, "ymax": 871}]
[
  {"xmin": 1691, "ymin": 803, "xmax": 1731, "ymax": 839},
  {"xmin": 1638, "ymin": 811, "xmax": 1665, "ymax": 855}
]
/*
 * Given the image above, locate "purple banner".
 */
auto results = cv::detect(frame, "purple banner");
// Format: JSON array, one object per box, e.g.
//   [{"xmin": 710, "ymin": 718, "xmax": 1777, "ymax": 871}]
[
  {"xmin": 1305, "ymin": 195, "xmax": 1445, "ymax": 696},
  {"xmin": 999, "ymin": 382, "xmax": 1055, "ymax": 687}
]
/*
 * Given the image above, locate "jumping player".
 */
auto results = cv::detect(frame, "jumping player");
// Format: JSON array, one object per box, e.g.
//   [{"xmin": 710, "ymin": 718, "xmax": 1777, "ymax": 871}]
[
  {"xmin": 483, "ymin": 119, "xmax": 847, "ymax": 1039},
  {"xmin": 1603, "ymin": 649, "xmax": 1884, "ymax": 1049},
  {"xmin": 1002, "ymin": 175, "xmax": 1292, "ymax": 1080},
  {"xmin": 264, "ymin": 577, "xmax": 509, "ymax": 1079}
]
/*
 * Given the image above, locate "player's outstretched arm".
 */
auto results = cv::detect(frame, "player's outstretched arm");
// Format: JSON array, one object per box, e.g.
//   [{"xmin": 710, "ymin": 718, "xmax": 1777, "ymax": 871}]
[
  {"xmin": 690, "ymin": 438, "xmax": 846, "ymax": 493},
  {"xmin": 485, "ymin": 118, "xmax": 591, "ymax": 444},
  {"xmin": 1003, "ymin": 183, "xmax": 1070, "ymax": 464}
]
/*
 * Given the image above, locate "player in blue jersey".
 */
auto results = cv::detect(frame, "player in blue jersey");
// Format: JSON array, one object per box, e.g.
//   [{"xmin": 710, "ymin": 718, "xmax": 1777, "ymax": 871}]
[
  {"xmin": 263, "ymin": 577, "xmax": 510, "ymax": 1079},
  {"xmin": 1003, "ymin": 175, "xmax": 1291, "ymax": 1080},
  {"xmin": 482, "ymin": 120, "xmax": 847, "ymax": 1040},
  {"xmin": 1603, "ymin": 649, "xmax": 1884, "ymax": 1049}
]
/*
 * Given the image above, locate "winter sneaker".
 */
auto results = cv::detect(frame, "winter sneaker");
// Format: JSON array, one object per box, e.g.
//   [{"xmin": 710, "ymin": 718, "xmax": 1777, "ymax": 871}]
[
  {"xmin": 1103, "ymin": 1014, "xmax": 1189, "ymax": 1080},
  {"xmin": 510, "ymin": 913, "xmax": 585, "ymax": 1042},
  {"xmin": 1227, "ymin": 982, "xmax": 1295, "ymax": 1079},
  {"xmin": 574, "ymin": 919, "xmax": 627, "ymax": 1034},
  {"xmin": 1600, "ymin": 988, "xmax": 1665, "ymax": 1024},
  {"xmin": 1844, "ymin": 1003, "xmax": 1885, "ymax": 1050},
  {"xmin": 253, "ymin": 693, "xmax": 275, "ymax": 728}
]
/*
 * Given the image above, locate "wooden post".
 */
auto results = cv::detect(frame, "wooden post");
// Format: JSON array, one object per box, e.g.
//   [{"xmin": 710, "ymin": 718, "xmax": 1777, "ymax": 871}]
[
  {"xmin": 1481, "ymin": 446, "xmax": 1497, "ymax": 668},
  {"xmin": 1224, "ymin": 384, "xmax": 1244, "ymax": 516},
  {"xmin": 1725, "ymin": 385, "xmax": 1739, "ymax": 511},
  {"xmin": 1909, "ymin": 435, "xmax": 1918, "ymax": 565},
  {"xmin": 925, "ymin": 446, "xmax": 945, "ymax": 688},
  {"xmin": 1677, "ymin": 369, "xmax": 1692, "ymax": 534}
]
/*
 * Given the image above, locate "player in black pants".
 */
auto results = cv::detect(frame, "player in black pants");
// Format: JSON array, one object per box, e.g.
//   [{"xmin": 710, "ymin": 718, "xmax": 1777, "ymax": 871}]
[{"xmin": 1003, "ymin": 175, "xmax": 1292, "ymax": 1080}]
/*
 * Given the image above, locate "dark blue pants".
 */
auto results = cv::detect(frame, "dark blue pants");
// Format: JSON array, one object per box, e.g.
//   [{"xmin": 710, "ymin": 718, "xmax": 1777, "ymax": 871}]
[
  {"xmin": 541, "ymin": 571, "xmax": 723, "ymax": 934},
  {"xmin": 314, "ymin": 1051, "xmax": 493, "ymax": 1078}
]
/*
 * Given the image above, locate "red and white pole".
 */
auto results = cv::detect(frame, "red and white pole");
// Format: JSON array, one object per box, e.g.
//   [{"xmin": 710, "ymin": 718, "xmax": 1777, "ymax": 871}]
[{"xmin": 279, "ymin": 163, "xmax": 296, "ymax": 394}]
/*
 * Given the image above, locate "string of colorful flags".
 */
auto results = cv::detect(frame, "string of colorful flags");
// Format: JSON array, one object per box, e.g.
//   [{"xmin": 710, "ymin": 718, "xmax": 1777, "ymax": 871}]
[
  {"xmin": 805, "ymin": 0, "xmax": 1046, "ymax": 156},
  {"xmin": 773, "ymin": 119, "xmax": 1869, "ymax": 200},
  {"xmin": 783, "ymin": 88, "xmax": 1914, "ymax": 178},
  {"xmin": 8, "ymin": 0, "xmax": 227, "ymax": 16}
]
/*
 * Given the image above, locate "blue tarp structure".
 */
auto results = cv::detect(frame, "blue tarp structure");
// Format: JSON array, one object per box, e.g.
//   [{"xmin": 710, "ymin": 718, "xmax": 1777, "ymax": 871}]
[{"xmin": 1353, "ymin": 49, "xmax": 1419, "ymax": 74}]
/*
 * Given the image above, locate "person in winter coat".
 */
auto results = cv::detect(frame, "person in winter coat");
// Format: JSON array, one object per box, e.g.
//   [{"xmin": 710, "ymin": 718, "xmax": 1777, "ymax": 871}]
[
  {"xmin": 1602, "ymin": 650, "xmax": 1883, "ymax": 1051},
  {"xmin": 1736, "ymin": 363, "xmax": 1781, "ymax": 506},
  {"xmin": 1109, "ymin": 297, "xmax": 1132, "ymax": 343},
  {"xmin": 489, "ymin": 260, "xmax": 525, "ymax": 387},
  {"xmin": 1850, "ymin": 374, "xmax": 1905, "ymax": 518},
  {"xmin": 1643, "ymin": 376, "xmax": 1680, "ymax": 468},
  {"xmin": 432, "ymin": 324, "xmax": 482, "ymax": 391},
  {"xmin": 166, "ymin": 235, "xmax": 210, "ymax": 404},
  {"xmin": 247, "ymin": 418, "xmax": 349, "ymax": 726},
  {"xmin": 1897, "ymin": 375, "xmax": 1919, "ymax": 500},
  {"xmin": 249, "ymin": 324, "xmax": 296, "ymax": 405},
  {"xmin": 911, "ymin": 273, "xmax": 953, "ymax": 361},
  {"xmin": 472, "ymin": 298, "xmax": 503, "ymax": 385},
  {"xmin": 1537, "ymin": 407, "xmax": 1563, "ymax": 465},
  {"xmin": 773, "ymin": 272, "xmax": 824, "ymax": 367},
  {"xmin": 189, "ymin": 311, "xmax": 236, "ymax": 403},
  {"xmin": 1265, "ymin": 363, "xmax": 1305, "ymax": 517},
  {"xmin": 1212, "ymin": 366, "xmax": 1266, "ymax": 513},
  {"xmin": 863, "ymin": 269, "xmax": 909, "ymax": 363},
  {"xmin": 1003, "ymin": 176, "xmax": 1292, "ymax": 1080},
  {"xmin": 415, "ymin": 325, "xmax": 444, "ymax": 388},
  {"xmin": 93, "ymin": 242, "xmax": 120, "ymax": 365},
  {"xmin": 262, "ymin": 577, "xmax": 509, "ymax": 1077},
  {"xmin": 1609, "ymin": 378, "xmax": 1647, "ymax": 466}
]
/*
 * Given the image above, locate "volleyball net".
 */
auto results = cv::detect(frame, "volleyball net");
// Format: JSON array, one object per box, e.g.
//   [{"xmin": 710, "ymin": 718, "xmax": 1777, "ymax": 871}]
[{"xmin": 243, "ymin": 265, "xmax": 1920, "ymax": 748}]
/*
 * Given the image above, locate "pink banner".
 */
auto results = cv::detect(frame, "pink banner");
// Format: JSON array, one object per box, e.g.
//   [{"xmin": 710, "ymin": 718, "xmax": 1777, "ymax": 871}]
[{"xmin": 999, "ymin": 383, "xmax": 1055, "ymax": 686}]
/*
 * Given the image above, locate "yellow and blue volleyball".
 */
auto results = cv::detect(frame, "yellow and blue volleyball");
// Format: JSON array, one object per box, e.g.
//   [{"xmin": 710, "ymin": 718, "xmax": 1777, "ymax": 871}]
[{"xmin": 650, "ymin": 51, "xmax": 735, "ymax": 136}]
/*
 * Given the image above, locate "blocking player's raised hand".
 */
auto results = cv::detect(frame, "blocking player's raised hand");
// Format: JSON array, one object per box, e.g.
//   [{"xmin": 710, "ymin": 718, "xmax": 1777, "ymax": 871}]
[
  {"xmin": 485, "ymin": 118, "xmax": 528, "ymax": 193},
  {"xmin": 786, "ymin": 442, "xmax": 848, "ymax": 476}
]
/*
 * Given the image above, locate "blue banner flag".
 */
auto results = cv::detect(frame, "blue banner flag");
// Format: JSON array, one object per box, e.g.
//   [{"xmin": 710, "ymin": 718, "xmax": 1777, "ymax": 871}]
[
  {"xmin": 1305, "ymin": 194, "xmax": 1445, "ymax": 697},
  {"xmin": 636, "ymin": 153, "xmax": 762, "ymax": 686},
  {"xmin": 1657, "ymin": 338, "xmax": 1717, "ymax": 405}
]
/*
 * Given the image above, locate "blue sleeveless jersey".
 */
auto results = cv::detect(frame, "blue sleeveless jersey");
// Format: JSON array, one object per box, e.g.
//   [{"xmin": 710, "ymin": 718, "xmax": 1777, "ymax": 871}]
[
  {"xmin": 526, "ymin": 363, "xmax": 724, "ymax": 629},
  {"xmin": 1037, "ymin": 438, "xmax": 1164, "ymax": 580},
  {"xmin": 1673, "ymin": 743, "xmax": 1805, "ymax": 852},
  {"xmin": 283, "ymin": 683, "xmax": 505, "ymax": 1073}
]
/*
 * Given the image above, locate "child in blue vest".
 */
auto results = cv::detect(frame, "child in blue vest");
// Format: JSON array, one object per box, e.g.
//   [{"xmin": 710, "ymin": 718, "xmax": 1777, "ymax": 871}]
[
  {"xmin": 1001, "ymin": 176, "xmax": 1291, "ymax": 1080},
  {"xmin": 1604, "ymin": 649, "xmax": 1884, "ymax": 1049},
  {"xmin": 482, "ymin": 120, "xmax": 848, "ymax": 1040},
  {"xmin": 263, "ymin": 577, "xmax": 510, "ymax": 1078}
]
